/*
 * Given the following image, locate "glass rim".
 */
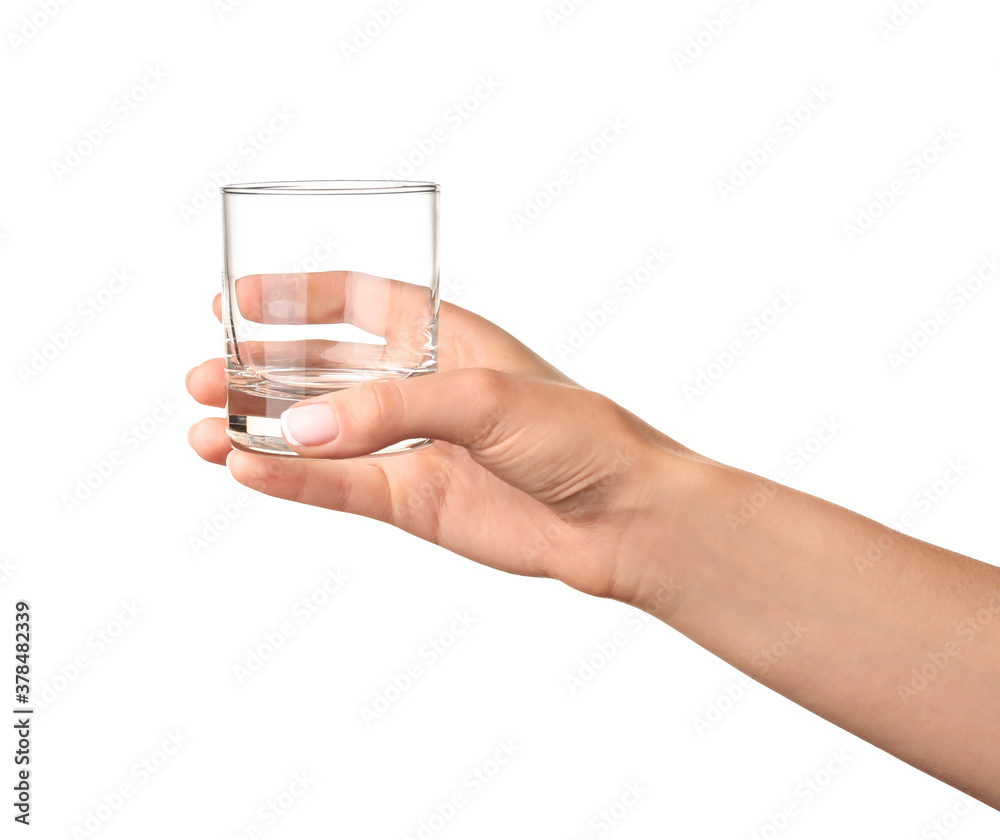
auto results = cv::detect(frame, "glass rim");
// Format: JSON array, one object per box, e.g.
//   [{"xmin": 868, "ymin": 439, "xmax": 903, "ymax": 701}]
[{"xmin": 221, "ymin": 179, "xmax": 439, "ymax": 196}]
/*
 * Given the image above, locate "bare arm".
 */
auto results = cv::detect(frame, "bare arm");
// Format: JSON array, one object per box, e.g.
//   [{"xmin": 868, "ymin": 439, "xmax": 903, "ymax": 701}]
[
  {"xmin": 188, "ymin": 296, "xmax": 1000, "ymax": 808},
  {"xmin": 626, "ymin": 454, "xmax": 1000, "ymax": 807}
]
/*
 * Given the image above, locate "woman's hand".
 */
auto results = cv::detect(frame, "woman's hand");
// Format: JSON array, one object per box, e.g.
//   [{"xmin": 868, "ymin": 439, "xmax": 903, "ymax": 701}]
[
  {"xmin": 189, "ymin": 289, "xmax": 1000, "ymax": 808},
  {"xmin": 186, "ymin": 294, "xmax": 699, "ymax": 603}
]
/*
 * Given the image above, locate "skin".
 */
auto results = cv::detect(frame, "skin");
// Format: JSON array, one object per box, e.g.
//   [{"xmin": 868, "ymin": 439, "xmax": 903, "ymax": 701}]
[{"xmin": 188, "ymin": 294, "xmax": 1000, "ymax": 809}]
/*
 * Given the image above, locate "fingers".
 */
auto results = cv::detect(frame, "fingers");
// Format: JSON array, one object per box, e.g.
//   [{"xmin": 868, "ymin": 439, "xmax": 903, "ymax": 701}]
[
  {"xmin": 224, "ymin": 270, "xmax": 434, "ymax": 383},
  {"xmin": 185, "ymin": 360, "xmax": 230, "ymax": 464},
  {"xmin": 187, "ymin": 417, "xmax": 231, "ymax": 465},
  {"xmin": 225, "ymin": 449, "xmax": 394, "ymax": 523},
  {"xmin": 278, "ymin": 368, "xmax": 505, "ymax": 454},
  {"xmin": 213, "ymin": 272, "xmax": 575, "ymax": 384},
  {"xmin": 276, "ymin": 368, "xmax": 627, "ymax": 505},
  {"xmin": 226, "ymin": 271, "xmax": 349, "ymax": 324},
  {"xmin": 235, "ymin": 338, "xmax": 430, "ymax": 372},
  {"xmin": 226, "ymin": 271, "xmax": 434, "ymax": 365},
  {"xmin": 230, "ymin": 270, "xmax": 432, "ymax": 329},
  {"xmin": 186, "ymin": 358, "xmax": 226, "ymax": 408},
  {"xmin": 438, "ymin": 304, "xmax": 577, "ymax": 385}
]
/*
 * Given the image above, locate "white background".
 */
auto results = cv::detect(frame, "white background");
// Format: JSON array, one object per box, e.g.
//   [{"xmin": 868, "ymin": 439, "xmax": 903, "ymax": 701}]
[{"xmin": 3, "ymin": 0, "xmax": 999, "ymax": 837}]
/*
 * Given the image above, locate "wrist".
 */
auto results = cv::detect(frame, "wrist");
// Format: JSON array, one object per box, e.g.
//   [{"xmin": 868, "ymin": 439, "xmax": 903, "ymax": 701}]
[{"xmin": 609, "ymin": 443, "xmax": 730, "ymax": 617}]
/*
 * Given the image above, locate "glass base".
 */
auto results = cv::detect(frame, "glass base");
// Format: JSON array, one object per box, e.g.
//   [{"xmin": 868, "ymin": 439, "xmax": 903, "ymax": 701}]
[
  {"xmin": 226, "ymin": 375, "xmax": 434, "ymax": 458},
  {"xmin": 226, "ymin": 416, "xmax": 432, "ymax": 458}
]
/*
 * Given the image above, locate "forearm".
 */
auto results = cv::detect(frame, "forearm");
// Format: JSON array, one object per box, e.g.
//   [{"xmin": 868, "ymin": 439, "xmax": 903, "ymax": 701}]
[{"xmin": 628, "ymin": 452, "xmax": 1000, "ymax": 808}]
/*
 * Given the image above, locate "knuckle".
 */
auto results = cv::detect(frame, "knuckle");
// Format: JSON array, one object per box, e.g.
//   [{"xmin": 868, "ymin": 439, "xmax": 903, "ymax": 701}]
[
  {"xmin": 461, "ymin": 368, "xmax": 510, "ymax": 446},
  {"xmin": 286, "ymin": 462, "xmax": 314, "ymax": 506},
  {"xmin": 362, "ymin": 379, "xmax": 407, "ymax": 429},
  {"xmin": 592, "ymin": 391, "xmax": 635, "ymax": 433},
  {"xmin": 591, "ymin": 397, "xmax": 645, "ymax": 478},
  {"xmin": 463, "ymin": 367, "xmax": 509, "ymax": 404},
  {"xmin": 310, "ymin": 466, "xmax": 352, "ymax": 512}
]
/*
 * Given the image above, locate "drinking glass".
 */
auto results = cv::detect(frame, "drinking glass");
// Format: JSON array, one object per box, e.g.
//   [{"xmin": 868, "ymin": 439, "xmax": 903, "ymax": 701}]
[{"xmin": 221, "ymin": 180, "xmax": 439, "ymax": 456}]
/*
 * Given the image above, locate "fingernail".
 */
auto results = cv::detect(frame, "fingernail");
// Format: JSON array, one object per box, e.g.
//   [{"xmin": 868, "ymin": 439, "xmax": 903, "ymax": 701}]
[
  {"xmin": 185, "ymin": 365, "xmax": 197, "ymax": 388},
  {"xmin": 281, "ymin": 404, "xmax": 338, "ymax": 447}
]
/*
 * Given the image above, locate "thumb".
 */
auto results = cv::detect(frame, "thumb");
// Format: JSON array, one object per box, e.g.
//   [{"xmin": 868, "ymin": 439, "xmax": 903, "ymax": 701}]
[{"xmin": 278, "ymin": 368, "xmax": 642, "ymax": 504}]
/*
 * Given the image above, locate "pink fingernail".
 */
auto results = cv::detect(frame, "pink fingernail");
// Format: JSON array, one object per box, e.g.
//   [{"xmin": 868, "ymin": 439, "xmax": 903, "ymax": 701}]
[{"xmin": 281, "ymin": 404, "xmax": 339, "ymax": 446}]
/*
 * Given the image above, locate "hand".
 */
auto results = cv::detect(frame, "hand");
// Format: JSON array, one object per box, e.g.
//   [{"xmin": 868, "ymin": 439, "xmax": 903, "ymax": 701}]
[
  {"xmin": 187, "ymin": 290, "xmax": 699, "ymax": 602},
  {"xmin": 188, "ymin": 284, "xmax": 1000, "ymax": 807}
]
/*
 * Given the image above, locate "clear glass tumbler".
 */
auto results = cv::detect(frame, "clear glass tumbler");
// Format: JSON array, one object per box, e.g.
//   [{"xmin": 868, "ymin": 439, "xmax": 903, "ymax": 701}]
[{"xmin": 221, "ymin": 180, "xmax": 439, "ymax": 456}]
